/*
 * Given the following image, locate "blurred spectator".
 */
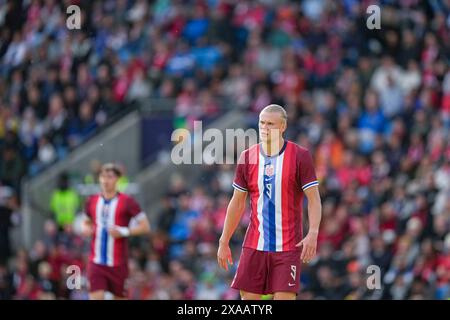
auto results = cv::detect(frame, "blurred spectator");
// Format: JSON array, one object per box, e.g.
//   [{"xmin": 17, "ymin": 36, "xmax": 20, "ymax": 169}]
[
  {"xmin": 67, "ymin": 101, "xmax": 98, "ymax": 148},
  {"xmin": 0, "ymin": 263, "xmax": 13, "ymax": 300},
  {"xmin": 50, "ymin": 173, "xmax": 79, "ymax": 228},
  {"xmin": 117, "ymin": 163, "xmax": 130, "ymax": 193},
  {"xmin": 83, "ymin": 159, "xmax": 102, "ymax": 185},
  {"xmin": 0, "ymin": 146, "xmax": 25, "ymax": 195},
  {"xmin": 1, "ymin": 0, "xmax": 449, "ymax": 301},
  {"xmin": 0, "ymin": 190, "xmax": 19, "ymax": 264}
]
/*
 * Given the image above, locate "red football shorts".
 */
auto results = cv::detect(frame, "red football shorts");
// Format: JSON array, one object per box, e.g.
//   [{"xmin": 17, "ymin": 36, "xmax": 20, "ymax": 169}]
[
  {"xmin": 87, "ymin": 261, "xmax": 129, "ymax": 298},
  {"xmin": 231, "ymin": 247, "xmax": 301, "ymax": 295}
]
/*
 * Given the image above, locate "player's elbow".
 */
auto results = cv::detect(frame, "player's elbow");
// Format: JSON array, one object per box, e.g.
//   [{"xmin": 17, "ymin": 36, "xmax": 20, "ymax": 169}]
[
  {"xmin": 230, "ymin": 198, "xmax": 245, "ymax": 216},
  {"xmin": 308, "ymin": 197, "xmax": 322, "ymax": 215},
  {"xmin": 139, "ymin": 219, "xmax": 151, "ymax": 235},
  {"xmin": 141, "ymin": 219, "xmax": 151, "ymax": 234},
  {"xmin": 145, "ymin": 222, "xmax": 151, "ymax": 234},
  {"xmin": 82, "ymin": 217, "xmax": 91, "ymax": 228},
  {"xmin": 237, "ymin": 201, "xmax": 246, "ymax": 214}
]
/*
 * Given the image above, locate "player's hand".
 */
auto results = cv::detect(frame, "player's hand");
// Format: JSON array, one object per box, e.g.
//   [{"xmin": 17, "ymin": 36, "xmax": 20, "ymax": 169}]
[
  {"xmin": 109, "ymin": 226, "xmax": 131, "ymax": 238},
  {"xmin": 109, "ymin": 227, "xmax": 124, "ymax": 238},
  {"xmin": 217, "ymin": 242, "xmax": 233, "ymax": 271},
  {"xmin": 296, "ymin": 231, "xmax": 318, "ymax": 264}
]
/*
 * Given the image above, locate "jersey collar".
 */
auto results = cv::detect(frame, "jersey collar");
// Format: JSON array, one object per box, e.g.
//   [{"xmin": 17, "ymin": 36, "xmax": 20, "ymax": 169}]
[{"xmin": 259, "ymin": 140, "xmax": 288, "ymax": 159}]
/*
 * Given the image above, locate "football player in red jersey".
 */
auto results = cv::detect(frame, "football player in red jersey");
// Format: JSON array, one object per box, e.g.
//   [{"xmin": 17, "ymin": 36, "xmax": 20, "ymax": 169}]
[
  {"xmin": 81, "ymin": 163, "xmax": 150, "ymax": 300},
  {"xmin": 218, "ymin": 104, "xmax": 322, "ymax": 300}
]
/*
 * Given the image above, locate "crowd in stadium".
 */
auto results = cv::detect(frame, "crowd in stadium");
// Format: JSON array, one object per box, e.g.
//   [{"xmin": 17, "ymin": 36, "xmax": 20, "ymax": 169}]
[{"xmin": 0, "ymin": 0, "xmax": 449, "ymax": 299}]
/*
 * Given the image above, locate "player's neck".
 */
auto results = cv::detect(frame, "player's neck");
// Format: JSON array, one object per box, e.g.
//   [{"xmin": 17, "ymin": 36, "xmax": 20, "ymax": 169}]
[
  {"xmin": 102, "ymin": 190, "xmax": 118, "ymax": 200},
  {"xmin": 261, "ymin": 137, "xmax": 285, "ymax": 157}
]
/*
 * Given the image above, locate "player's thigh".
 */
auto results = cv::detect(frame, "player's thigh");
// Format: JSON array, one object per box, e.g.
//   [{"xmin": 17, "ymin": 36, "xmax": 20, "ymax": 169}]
[
  {"xmin": 268, "ymin": 250, "xmax": 301, "ymax": 294},
  {"xmin": 108, "ymin": 264, "xmax": 128, "ymax": 299},
  {"xmin": 88, "ymin": 262, "xmax": 109, "ymax": 296},
  {"xmin": 240, "ymin": 290, "xmax": 262, "ymax": 300},
  {"xmin": 89, "ymin": 290, "xmax": 105, "ymax": 300},
  {"xmin": 231, "ymin": 248, "xmax": 268, "ymax": 295},
  {"xmin": 273, "ymin": 292, "xmax": 296, "ymax": 300}
]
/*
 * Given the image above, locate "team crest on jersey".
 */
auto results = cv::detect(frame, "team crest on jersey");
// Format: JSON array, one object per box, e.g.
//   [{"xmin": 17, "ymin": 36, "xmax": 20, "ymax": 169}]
[{"xmin": 265, "ymin": 164, "xmax": 274, "ymax": 177}]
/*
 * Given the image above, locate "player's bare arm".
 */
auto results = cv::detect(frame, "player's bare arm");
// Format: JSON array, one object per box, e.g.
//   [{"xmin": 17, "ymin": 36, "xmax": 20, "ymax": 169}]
[
  {"xmin": 296, "ymin": 185, "xmax": 322, "ymax": 263},
  {"xmin": 81, "ymin": 216, "xmax": 94, "ymax": 237},
  {"xmin": 109, "ymin": 213, "xmax": 151, "ymax": 238},
  {"xmin": 218, "ymin": 188, "xmax": 247, "ymax": 271}
]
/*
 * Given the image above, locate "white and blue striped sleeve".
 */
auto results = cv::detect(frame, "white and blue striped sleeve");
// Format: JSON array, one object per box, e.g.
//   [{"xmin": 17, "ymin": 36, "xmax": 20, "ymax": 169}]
[
  {"xmin": 232, "ymin": 182, "xmax": 248, "ymax": 193},
  {"xmin": 298, "ymin": 148, "xmax": 319, "ymax": 192},
  {"xmin": 233, "ymin": 151, "xmax": 248, "ymax": 192},
  {"xmin": 302, "ymin": 180, "xmax": 319, "ymax": 191}
]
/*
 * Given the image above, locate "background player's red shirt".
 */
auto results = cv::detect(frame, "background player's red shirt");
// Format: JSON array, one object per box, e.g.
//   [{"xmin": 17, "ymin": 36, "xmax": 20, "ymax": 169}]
[{"xmin": 84, "ymin": 192, "xmax": 142, "ymax": 267}]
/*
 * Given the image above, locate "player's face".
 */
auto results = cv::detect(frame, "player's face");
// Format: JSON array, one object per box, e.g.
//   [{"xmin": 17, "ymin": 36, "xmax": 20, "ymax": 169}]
[
  {"xmin": 258, "ymin": 111, "xmax": 286, "ymax": 143},
  {"xmin": 99, "ymin": 171, "xmax": 118, "ymax": 193}
]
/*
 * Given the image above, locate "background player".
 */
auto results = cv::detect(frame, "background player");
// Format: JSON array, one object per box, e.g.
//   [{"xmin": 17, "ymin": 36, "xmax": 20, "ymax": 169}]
[
  {"xmin": 217, "ymin": 104, "xmax": 322, "ymax": 300},
  {"xmin": 81, "ymin": 163, "xmax": 151, "ymax": 300}
]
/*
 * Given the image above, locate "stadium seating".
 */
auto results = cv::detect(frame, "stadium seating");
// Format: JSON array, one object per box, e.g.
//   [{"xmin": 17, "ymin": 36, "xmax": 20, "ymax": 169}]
[{"xmin": 0, "ymin": 0, "xmax": 449, "ymax": 300}]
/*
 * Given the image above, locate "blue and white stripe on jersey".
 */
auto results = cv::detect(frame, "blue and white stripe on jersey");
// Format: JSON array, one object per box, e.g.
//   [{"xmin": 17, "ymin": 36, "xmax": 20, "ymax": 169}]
[
  {"xmin": 94, "ymin": 197, "xmax": 119, "ymax": 266},
  {"xmin": 255, "ymin": 150, "xmax": 286, "ymax": 252},
  {"xmin": 262, "ymin": 156, "xmax": 277, "ymax": 251}
]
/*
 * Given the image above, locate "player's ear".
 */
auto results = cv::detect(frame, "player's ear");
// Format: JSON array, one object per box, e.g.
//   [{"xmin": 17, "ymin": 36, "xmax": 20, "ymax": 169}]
[{"xmin": 281, "ymin": 119, "xmax": 287, "ymax": 133}]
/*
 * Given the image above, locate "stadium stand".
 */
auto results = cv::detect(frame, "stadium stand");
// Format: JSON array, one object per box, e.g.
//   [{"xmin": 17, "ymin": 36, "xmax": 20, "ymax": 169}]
[{"xmin": 0, "ymin": 0, "xmax": 449, "ymax": 300}]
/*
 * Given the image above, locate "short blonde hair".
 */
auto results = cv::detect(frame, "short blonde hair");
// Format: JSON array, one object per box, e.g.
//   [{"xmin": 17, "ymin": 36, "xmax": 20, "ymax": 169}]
[{"xmin": 260, "ymin": 104, "xmax": 287, "ymax": 122}]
